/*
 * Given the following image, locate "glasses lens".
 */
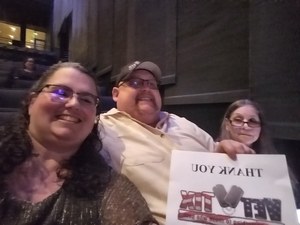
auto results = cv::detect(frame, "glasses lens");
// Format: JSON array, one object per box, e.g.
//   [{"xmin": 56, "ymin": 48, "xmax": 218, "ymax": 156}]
[
  {"xmin": 77, "ymin": 93, "xmax": 98, "ymax": 106},
  {"xmin": 147, "ymin": 80, "xmax": 159, "ymax": 90},
  {"xmin": 231, "ymin": 118, "xmax": 244, "ymax": 127},
  {"xmin": 127, "ymin": 79, "xmax": 143, "ymax": 89},
  {"xmin": 248, "ymin": 119, "xmax": 261, "ymax": 128},
  {"xmin": 46, "ymin": 85, "xmax": 72, "ymax": 102},
  {"xmin": 42, "ymin": 85, "xmax": 98, "ymax": 107},
  {"xmin": 230, "ymin": 118, "xmax": 261, "ymax": 128},
  {"xmin": 126, "ymin": 78, "xmax": 158, "ymax": 90}
]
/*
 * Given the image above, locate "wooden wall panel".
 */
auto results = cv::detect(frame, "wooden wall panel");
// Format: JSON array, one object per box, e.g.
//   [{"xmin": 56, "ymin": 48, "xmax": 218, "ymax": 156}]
[
  {"xmin": 52, "ymin": 0, "xmax": 300, "ymax": 141},
  {"xmin": 249, "ymin": 0, "xmax": 300, "ymax": 140},
  {"xmin": 111, "ymin": 0, "xmax": 176, "ymax": 84},
  {"xmin": 164, "ymin": 0, "xmax": 250, "ymax": 105},
  {"xmin": 94, "ymin": 1, "xmax": 114, "ymax": 76}
]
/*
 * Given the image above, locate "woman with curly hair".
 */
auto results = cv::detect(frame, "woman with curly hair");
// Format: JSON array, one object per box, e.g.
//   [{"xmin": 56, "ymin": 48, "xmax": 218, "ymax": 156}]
[{"xmin": 0, "ymin": 62, "xmax": 158, "ymax": 225}]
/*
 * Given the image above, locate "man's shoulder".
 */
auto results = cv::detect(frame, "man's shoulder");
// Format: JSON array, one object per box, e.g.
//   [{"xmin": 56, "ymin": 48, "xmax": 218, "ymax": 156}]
[
  {"xmin": 99, "ymin": 108, "xmax": 134, "ymax": 129},
  {"xmin": 167, "ymin": 112, "xmax": 194, "ymax": 123},
  {"xmin": 165, "ymin": 111, "xmax": 209, "ymax": 133},
  {"xmin": 100, "ymin": 108, "xmax": 119, "ymax": 119}
]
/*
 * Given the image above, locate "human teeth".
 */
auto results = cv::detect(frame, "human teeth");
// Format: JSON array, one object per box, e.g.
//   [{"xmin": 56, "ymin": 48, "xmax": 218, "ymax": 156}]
[
  {"xmin": 58, "ymin": 115, "xmax": 80, "ymax": 122},
  {"xmin": 140, "ymin": 97, "xmax": 151, "ymax": 100}
]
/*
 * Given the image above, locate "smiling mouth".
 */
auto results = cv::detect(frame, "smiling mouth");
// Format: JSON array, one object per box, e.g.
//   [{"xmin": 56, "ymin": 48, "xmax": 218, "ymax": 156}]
[
  {"xmin": 136, "ymin": 97, "xmax": 154, "ymax": 104},
  {"xmin": 138, "ymin": 95, "xmax": 153, "ymax": 100},
  {"xmin": 56, "ymin": 115, "xmax": 81, "ymax": 123},
  {"xmin": 139, "ymin": 98, "xmax": 152, "ymax": 102}
]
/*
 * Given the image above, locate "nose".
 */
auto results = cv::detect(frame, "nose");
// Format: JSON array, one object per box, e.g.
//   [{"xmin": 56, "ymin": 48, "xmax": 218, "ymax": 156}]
[
  {"xmin": 241, "ymin": 122, "xmax": 251, "ymax": 129},
  {"xmin": 65, "ymin": 94, "xmax": 81, "ymax": 108},
  {"xmin": 140, "ymin": 85, "xmax": 151, "ymax": 90}
]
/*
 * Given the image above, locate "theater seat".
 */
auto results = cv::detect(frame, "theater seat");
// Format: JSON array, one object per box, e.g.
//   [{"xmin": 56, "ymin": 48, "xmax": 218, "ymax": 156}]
[
  {"xmin": 12, "ymin": 79, "xmax": 36, "ymax": 89},
  {"xmin": 98, "ymin": 96, "xmax": 116, "ymax": 113},
  {"xmin": 0, "ymin": 88, "xmax": 28, "ymax": 110}
]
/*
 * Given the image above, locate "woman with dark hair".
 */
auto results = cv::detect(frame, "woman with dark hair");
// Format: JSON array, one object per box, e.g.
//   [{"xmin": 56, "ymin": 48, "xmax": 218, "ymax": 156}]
[
  {"xmin": 217, "ymin": 99, "xmax": 276, "ymax": 154},
  {"xmin": 217, "ymin": 99, "xmax": 298, "ymax": 200},
  {"xmin": 0, "ymin": 62, "xmax": 158, "ymax": 225}
]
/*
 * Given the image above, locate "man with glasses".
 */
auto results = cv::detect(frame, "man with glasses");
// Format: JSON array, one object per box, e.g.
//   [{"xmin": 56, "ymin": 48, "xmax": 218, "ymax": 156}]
[{"xmin": 99, "ymin": 61, "xmax": 254, "ymax": 224}]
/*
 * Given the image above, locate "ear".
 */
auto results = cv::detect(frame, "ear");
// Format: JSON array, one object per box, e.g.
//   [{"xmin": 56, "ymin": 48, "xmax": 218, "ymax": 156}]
[{"xmin": 112, "ymin": 87, "xmax": 119, "ymax": 102}]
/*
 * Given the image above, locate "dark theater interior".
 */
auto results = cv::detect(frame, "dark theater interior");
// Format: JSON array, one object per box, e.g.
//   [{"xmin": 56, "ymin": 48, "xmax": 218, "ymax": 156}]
[{"xmin": 0, "ymin": 0, "xmax": 299, "ymax": 222}]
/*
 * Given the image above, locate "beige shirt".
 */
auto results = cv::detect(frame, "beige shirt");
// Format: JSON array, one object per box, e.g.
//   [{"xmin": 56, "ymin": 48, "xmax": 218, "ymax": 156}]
[{"xmin": 99, "ymin": 108, "xmax": 217, "ymax": 225}]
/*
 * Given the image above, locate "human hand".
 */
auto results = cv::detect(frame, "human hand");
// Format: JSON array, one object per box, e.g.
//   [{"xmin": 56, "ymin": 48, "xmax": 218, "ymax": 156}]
[{"xmin": 216, "ymin": 139, "xmax": 255, "ymax": 160}]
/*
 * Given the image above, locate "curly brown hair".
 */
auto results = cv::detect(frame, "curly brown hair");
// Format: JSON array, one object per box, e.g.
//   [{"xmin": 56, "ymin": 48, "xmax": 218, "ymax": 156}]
[{"xmin": 0, "ymin": 62, "xmax": 111, "ymax": 197}]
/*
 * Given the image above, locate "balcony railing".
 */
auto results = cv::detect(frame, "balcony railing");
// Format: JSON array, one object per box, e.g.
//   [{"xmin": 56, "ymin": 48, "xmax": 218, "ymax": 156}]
[{"xmin": 0, "ymin": 36, "xmax": 46, "ymax": 51}]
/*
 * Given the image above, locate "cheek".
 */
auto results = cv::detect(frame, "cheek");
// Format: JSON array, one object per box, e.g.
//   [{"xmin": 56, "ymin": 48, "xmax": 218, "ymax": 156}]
[
  {"xmin": 154, "ymin": 92, "xmax": 162, "ymax": 106},
  {"xmin": 228, "ymin": 127, "xmax": 240, "ymax": 138},
  {"xmin": 83, "ymin": 108, "xmax": 97, "ymax": 122},
  {"xmin": 120, "ymin": 91, "xmax": 136, "ymax": 104},
  {"xmin": 85, "ymin": 117, "xmax": 96, "ymax": 131},
  {"xmin": 253, "ymin": 129, "xmax": 261, "ymax": 139},
  {"xmin": 29, "ymin": 98, "xmax": 56, "ymax": 117}
]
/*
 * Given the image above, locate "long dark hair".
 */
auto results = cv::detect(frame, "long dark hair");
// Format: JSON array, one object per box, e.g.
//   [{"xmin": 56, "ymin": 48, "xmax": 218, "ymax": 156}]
[
  {"xmin": 218, "ymin": 99, "xmax": 276, "ymax": 154},
  {"xmin": 217, "ymin": 99, "xmax": 298, "ymax": 191},
  {"xmin": 0, "ymin": 62, "xmax": 110, "ymax": 197}
]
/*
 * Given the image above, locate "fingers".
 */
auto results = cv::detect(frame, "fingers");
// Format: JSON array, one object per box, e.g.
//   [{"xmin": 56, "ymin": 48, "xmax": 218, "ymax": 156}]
[
  {"xmin": 216, "ymin": 140, "xmax": 256, "ymax": 160},
  {"xmin": 226, "ymin": 149, "xmax": 237, "ymax": 161},
  {"xmin": 242, "ymin": 145, "xmax": 255, "ymax": 154},
  {"xmin": 234, "ymin": 144, "xmax": 255, "ymax": 154}
]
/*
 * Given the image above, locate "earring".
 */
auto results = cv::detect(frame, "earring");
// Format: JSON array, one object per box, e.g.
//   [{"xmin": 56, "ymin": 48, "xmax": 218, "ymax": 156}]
[{"xmin": 94, "ymin": 115, "xmax": 100, "ymax": 124}]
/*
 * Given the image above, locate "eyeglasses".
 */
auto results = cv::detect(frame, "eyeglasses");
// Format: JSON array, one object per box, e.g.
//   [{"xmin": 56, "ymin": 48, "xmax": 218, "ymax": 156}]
[
  {"xmin": 229, "ymin": 118, "xmax": 261, "ymax": 128},
  {"xmin": 39, "ymin": 84, "xmax": 99, "ymax": 107},
  {"xmin": 120, "ymin": 78, "xmax": 159, "ymax": 90}
]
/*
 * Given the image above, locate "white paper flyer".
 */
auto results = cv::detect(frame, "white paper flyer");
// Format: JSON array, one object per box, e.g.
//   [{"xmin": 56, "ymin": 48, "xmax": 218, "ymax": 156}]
[{"xmin": 166, "ymin": 151, "xmax": 298, "ymax": 225}]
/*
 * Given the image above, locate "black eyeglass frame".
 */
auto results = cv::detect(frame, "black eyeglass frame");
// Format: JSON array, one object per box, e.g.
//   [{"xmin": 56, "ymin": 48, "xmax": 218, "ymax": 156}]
[
  {"xmin": 228, "ymin": 118, "xmax": 261, "ymax": 128},
  {"xmin": 118, "ymin": 77, "xmax": 160, "ymax": 90},
  {"xmin": 38, "ymin": 84, "xmax": 100, "ymax": 107}
]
